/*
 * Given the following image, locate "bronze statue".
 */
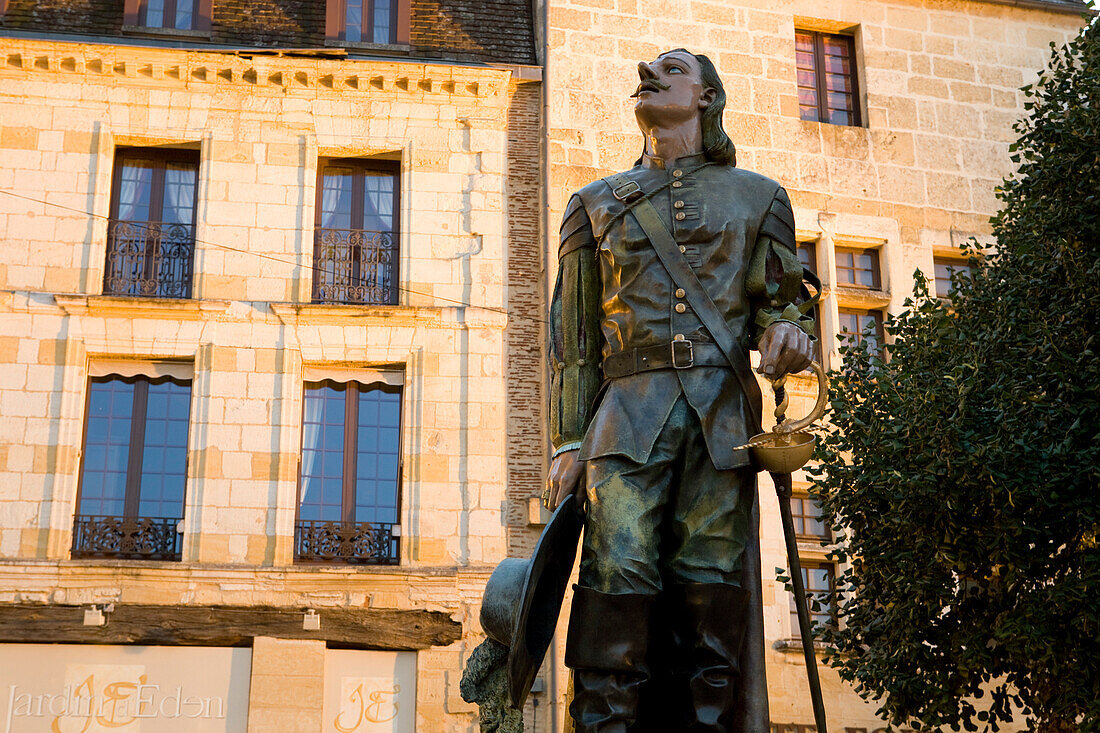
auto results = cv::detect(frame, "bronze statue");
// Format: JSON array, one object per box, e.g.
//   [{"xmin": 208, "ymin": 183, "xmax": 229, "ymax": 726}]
[{"xmin": 544, "ymin": 49, "xmax": 815, "ymax": 732}]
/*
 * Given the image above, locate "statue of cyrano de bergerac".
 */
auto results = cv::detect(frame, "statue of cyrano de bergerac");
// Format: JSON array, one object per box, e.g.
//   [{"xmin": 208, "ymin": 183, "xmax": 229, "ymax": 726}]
[{"xmin": 462, "ymin": 49, "xmax": 816, "ymax": 733}]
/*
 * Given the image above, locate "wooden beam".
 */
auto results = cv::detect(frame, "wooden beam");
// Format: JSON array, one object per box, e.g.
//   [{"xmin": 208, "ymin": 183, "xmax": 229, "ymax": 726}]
[{"xmin": 0, "ymin": 604, "xmax": 461, "ymax": 651}]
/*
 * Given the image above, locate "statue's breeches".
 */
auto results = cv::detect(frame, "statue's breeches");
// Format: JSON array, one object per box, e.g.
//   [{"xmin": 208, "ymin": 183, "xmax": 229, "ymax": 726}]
[{"xmin": 578, "ymin": 395, "xmax": 754, "ymax": 595}]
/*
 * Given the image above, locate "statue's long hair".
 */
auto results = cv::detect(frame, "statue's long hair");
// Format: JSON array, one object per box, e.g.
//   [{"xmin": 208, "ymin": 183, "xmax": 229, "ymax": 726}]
[
  {"xmin": 640, "ymin": 49, "xmax": 737, "ymax": 168},
  {"xmin": 689, "ymin": 50, "xmax": 737, "ymax": 167}
]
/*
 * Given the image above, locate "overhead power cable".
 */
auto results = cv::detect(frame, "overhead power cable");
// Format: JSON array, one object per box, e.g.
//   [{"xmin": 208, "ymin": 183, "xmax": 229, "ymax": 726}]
[{"xmin": 0, "ymin": 187, "xmax": 539, "ymax": 321}]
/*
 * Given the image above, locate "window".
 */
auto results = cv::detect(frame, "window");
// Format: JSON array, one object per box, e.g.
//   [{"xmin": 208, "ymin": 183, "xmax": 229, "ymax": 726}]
[
  {"xmin": 313, "ymin": 159, "xmax": 400, "ymax": 305},
  {"xmin": 325, "ymin": 0, "xmax": 411, "ymax": 45},
  {"xmin": 797, "ymin": 241, "xmax": 816, "ymax": 275},
  {"xmin": 123, "ymin": 0, "xmax": 211, "ymax": 31},
  {"xmin": 790, "ymin": 562, "xmax": 837, "ymax": 638},
  {"xmin": 835, "ymin": 247, "xmax": 881, "ymax": 289},
  {"xmin": 797, "ymin": 242, "xmax": 823, "ymax": 363},
  {"xmin": 105, "ymin": 149, "xmax": 198, "ymax": 299},
  {"xmin": 296, "ymin": 379, "xmax": 402, "ymax": 564},
  {"xmin": 73, "ymin": 375, "xmax": 192, "ymax": 561},
  {"xmin": 837, "ymin": 308, "xmax": 884, "ymax": 355},
  {"xmin": 934, "ymin": 257, "xmax": 971, "ymax": 299},
  {"xmin": 792, "ymin": 493, "xmax": 830, "ymax": 540},
  {"xmin": 795, "ymin": 30, "xmax": 861, "ymax": 127}
]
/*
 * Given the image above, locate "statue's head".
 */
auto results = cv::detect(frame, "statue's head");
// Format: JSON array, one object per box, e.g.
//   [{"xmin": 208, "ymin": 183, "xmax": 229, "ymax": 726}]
[{"xmin": 632, "ymin": 49, "xmax": 736, "ymax": 167}]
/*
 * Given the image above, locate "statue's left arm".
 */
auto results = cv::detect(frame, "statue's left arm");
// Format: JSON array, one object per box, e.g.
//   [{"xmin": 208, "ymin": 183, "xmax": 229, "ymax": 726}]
[{"xmin": 746, "ymin": 186, "xmax": 816, "ymax": 376}]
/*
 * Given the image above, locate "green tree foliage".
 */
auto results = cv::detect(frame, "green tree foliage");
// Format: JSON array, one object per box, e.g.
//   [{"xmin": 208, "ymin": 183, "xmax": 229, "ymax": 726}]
[{"xmin": 809, "ymin": 22, "xmax": 1100, "ymax": 732}]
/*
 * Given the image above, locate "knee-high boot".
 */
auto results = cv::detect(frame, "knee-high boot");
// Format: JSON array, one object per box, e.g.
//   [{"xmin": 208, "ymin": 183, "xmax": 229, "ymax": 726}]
[
  {"xmin": 671, "ymin": 582, "xmax": 751, "ymax": 732},
  {"xmin": 565, "ymin": 586, "xmax": 655, "ymax": 733}
]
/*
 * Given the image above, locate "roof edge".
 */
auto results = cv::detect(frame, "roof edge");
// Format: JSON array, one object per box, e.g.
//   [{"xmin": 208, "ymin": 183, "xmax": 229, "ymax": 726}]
[{"xmin": 971, "ymin": 0, "xmax": 1095, "ymax": 15}]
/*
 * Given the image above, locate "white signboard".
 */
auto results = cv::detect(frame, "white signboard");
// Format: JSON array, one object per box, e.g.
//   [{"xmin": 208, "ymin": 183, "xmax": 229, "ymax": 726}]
[
  {"xmin": 0, "ymin": 644, "xmax": 250, "ymax": 732},
  {"xmin": 323, "ymin": 650, "xmax": 416, "ymax": 733}
]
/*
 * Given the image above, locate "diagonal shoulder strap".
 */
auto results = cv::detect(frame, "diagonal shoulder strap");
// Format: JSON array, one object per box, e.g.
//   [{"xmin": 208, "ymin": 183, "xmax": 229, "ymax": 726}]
[{"xmin": 604, "ymin": 172, "xmax": 764, "ymax": 434}]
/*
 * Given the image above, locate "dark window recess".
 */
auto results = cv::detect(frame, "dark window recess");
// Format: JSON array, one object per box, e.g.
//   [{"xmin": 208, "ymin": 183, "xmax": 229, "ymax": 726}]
[
  {"xmin": 105, "ymin": 149, "xmax": 198, "ymax": 299},
  {"xmin": 790, "ymin": 562, "xmax": 837, "ymax": 638},
  {"xmin": 797, "ymin": 242, "xmax": 816, "ymax": 275},
  {"xmin": 796, "ymin": 30, "xmax": 861, "ymax": 127},
  {"xmin": 838, "ymin": 308, "xmax": 885, "ymax": 355},
  {"xmin": 296, "ymin": 379, "xmax": 402, "ymax": 564},
  {"xmin": 791, "ymin": 494, "xmax": 830, "ymax": 540},
  {"xmin": 325, "ymin": 0, "xmax": 410, "ymax": 44},
  {"xmin": 73, "ymin": 375, "xmax": 192, "ymax": 561},
  {"xmin": 797, "ymin": 241, "xmax": 823, "ymax": 362},
  {"xmin": 313, "ymin": 160, "xmax": 400, "ymax": 305},
  {"xmin": 934, "ymin": 258, "xmax": 971, "ymax": 298},
  {"xmin": 124, "ymin": 0, "xmax": 212, "ymax": 31},
  {"xmin": 835, "ymin": 247, "xmax": 881, "ymax": 289}
]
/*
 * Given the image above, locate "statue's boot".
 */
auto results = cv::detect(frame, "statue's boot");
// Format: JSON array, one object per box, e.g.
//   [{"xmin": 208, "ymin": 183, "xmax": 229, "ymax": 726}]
[
  {"xmin": 671, "ymin": 582, "xmax": 750, "ymax": 732},
  {"xmin": 565, "ymin": 586, "xmax": 655, "ymax": 733}
]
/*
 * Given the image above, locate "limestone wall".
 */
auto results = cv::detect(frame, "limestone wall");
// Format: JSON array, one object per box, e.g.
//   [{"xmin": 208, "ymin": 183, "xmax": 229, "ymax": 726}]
[{"xmin": 0, "ymin": 37, "xmax": 536, "ymax": 731}]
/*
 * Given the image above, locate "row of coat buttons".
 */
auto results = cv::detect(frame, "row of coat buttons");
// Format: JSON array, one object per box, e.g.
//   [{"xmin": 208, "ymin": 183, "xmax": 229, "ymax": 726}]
[{"xmin": 672, "ymin": 169, "xmax": 686, "ymax": 218}]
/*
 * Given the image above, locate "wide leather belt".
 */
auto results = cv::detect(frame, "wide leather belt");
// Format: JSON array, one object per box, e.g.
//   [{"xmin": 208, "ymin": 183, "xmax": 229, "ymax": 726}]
[{"xmin": 602, "ymin": 339, "xmax": 729, "ymax": 378}]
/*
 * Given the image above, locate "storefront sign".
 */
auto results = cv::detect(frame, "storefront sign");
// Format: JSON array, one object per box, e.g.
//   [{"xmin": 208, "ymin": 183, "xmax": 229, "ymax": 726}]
[
  {"xmin": 0, "ymin": 644, "xmax": 250, "ymax": 732},
  {"xmin": 323, "ymin": 650, "xmax": 416, "ymax": 733}
]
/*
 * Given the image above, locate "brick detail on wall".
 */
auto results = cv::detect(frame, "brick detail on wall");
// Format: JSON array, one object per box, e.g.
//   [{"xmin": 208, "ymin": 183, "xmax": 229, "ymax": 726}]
[
  {"xmin": 504, "ymin": 78, "xmax": 545, "ymax": 557},
  {"xmin": 0, "ymin": 0, "xmax": 537, "ymax": 65},
  {"xmin": 410, "ymin": 0, "xmax": 536, "ymax": 65}
]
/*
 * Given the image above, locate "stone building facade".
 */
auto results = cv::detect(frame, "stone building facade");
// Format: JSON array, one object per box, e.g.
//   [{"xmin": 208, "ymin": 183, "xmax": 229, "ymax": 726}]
[
  {"xmin": 0, "ymin": 0, "xmax": 1092, "ymax": 730},
  {"xmin": 0, "ymin": 1, "xmax": 543, "ymax": 731},
  {"xmin": 542, "ymin": 0, "xmax": 1087, "ymax": 730}
]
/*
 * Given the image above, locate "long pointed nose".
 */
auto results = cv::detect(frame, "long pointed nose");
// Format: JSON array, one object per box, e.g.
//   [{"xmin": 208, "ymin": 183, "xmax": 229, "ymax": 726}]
[{"xmin": 637, "ymin": 61, "xmax": 656, "ymax": 80}]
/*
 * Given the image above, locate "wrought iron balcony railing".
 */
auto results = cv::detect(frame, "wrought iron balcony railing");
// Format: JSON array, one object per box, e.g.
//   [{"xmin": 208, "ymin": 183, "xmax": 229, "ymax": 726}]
[
  {"xmin": 294, "ymin": 520, "xmax": 399, "ymax": 565},
  {"xmin": 104, "ymin": 220, "xmax": 195, "ymax": 299},
  {"xmin": 71, "ymin": 515, "xmax": 182, "ymax": 561},
  {"xmin": 312, "ymin": 227, "xmax": 398, "ymax": 305}
]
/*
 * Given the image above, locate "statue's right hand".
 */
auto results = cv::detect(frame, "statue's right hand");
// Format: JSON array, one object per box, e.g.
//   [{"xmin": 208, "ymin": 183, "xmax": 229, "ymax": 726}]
[{"xmin": 544, "ymin": 449, "xmax": 585, "ymax": 511}]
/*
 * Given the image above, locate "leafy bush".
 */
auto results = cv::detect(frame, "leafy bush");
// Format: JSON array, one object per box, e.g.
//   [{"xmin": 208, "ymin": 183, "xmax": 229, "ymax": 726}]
[{"xmin": 810, "ymin": 21, "xmax": 1100, "ymax": 732}]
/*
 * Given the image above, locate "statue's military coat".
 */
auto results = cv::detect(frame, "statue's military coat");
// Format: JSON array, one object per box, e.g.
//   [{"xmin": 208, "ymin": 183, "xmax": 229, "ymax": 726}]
[{"xmin": 550, "ymin": 153, "xmax": 811, "ymax": 459}]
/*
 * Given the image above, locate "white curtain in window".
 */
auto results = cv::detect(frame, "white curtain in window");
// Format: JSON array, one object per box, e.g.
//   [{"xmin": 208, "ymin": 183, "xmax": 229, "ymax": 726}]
[
  {"xmin": 299, "ymin": 392, "xmax": 324, "ymax": 509},
  {"xmin": 162, "ymin": 163, "xmax": 196, "ymax": 225},
  {"xmin": 116, "ymin": 163, "xmax": 148, "ymax": 221}
]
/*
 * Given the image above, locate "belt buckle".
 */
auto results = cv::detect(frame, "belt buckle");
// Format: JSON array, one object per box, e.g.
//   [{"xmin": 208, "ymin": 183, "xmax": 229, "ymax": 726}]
[
  {"xmin": 671, "ymin": 338, "xmax": 694, "ymax": 369},
  {"xmin": 612, "ymin": 180, "xmax": 642, "ymax": 202}
]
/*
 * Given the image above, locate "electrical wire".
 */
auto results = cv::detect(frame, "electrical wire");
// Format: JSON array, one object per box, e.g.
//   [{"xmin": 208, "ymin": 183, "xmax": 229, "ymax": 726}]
[{"xmin": 0, "ymin": 187, "xmax": 536, "ymax": 320}]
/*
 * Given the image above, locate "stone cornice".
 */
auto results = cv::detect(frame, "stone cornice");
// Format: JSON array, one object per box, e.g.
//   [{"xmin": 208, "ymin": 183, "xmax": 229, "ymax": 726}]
[
  {"xmin": 0, "ymin": 37, "xmax": 513, "ymax": 100},
  {"xmin": 54, "ymin": 294, "xmax": 233, "ymax": 319},
  {"xmin": 269, "ymin": 302, "xmax": 508, "ymax": 330}
]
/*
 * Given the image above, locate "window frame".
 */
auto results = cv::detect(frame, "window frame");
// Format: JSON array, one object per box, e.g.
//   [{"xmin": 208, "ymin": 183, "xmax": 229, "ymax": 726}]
[
  {"xmin": 123, "ymin": 0, "xmax": 212, "ymax": 32},
  {"xmin": 795, "ymin": 29, "xmax": 862, "ymax": 128},
  {"xmin": 324, "ymin": 0, "xmax": 411, "ymax": 45},
  {"xmin": 295, "ymin": 378, "xmax": 404, "ymax": 565},
  {"xmin": 791, "ymin": 492, "xmax": 831, "ymax": 542},
  {"xmin": 72, "ymin": 374, "xmax": 192, "ymax": 561},
  {"xmin": 796, "ymin": 240, "xmax": 824, "ymax": 363},
  {"xmin": 105, "ymin": 147, "xmax": 199, "ymax": 299},
  {"xmin": 834, "ymin": 246, "xmax": 882, "ymax": 290},
  {"xmin": 790, "ymin": 561, "xmax": 838, "ymax": 638},
  {"xmin": 837, "ymin": 307, "xmax": 885, "ymax": 354},
  {"xmin": 933, "ymin": 256, "xmax": 971, "ymax": 299},
  {"xmin": 312, "ymin": 157, "xmax": 401, "ymax": 306}
]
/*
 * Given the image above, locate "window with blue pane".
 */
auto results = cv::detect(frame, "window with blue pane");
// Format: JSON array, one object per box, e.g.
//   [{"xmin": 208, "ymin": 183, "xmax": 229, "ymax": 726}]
[
  {"xmin": 297, "ymin": 379, "xmax": 402, "ymax": 564},
  {"xmin": 313, "ymin": 159, "xmax": 399, "ymax": 305},
  {"xmin": 126, "ymin": 0, "xmax": 209, "ymax": 31},
  {"xmin": 335, "ymin": 0, "xmax": 397, "ymax": 44},
  {"xmin": 790, "ymin": 562, "xmax": 836, "ymax": 638},
  {"xmin": 74, "ymin": 375, "xmax": 191, "ymax": 561},
  {"xmin": 105, "ymin": 149, "xmax": 198, "ymax": 299},
  {"xmin": 837, "ymin": 307, "xmax": 884, "ymax": 356}
]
